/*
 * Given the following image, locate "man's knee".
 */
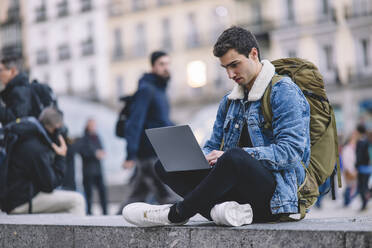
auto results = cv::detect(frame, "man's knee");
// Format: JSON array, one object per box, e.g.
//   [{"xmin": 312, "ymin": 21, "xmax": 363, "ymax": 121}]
[
  {"xmin": 66, "ymin": 192, "xmax": 86, "ymax": 215},
  {"xmin": 218, "ymin": 148, "xmax": 255, "ymax": 169}
]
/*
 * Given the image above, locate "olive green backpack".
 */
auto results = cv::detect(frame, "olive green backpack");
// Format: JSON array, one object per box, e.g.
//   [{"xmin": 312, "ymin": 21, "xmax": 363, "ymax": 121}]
[{"xmin": 262, "ymin": 58, "xmax": 341, "ymax": 220}]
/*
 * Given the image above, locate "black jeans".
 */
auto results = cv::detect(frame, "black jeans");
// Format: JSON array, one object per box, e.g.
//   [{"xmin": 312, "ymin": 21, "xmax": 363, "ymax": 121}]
[
  {"xmin": 357, "ymin": 173, "xmax": 371, "ymax": 210},
  {"xmin": 155, "ymin": 148, "xmax": 277, "ymax": 223},
  {"xmin": 83, "ymin": 173, "xmax": 107, "ymax": 215}
]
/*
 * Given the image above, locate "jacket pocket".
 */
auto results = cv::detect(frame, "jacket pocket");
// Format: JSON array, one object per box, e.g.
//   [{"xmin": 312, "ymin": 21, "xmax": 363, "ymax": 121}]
[{"xmin": 223, "ymin": 116, "xmax": 232, "ymax": 133}]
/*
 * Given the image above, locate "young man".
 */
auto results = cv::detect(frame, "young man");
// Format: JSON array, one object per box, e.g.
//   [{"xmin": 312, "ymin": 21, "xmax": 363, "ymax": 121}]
[
  {"xmin": 123, "ymin": 27, "xmax": 311, "ymax": 226},
  {"xmin": 0, "ymin": 55, "xmax": 33, "ymax": 125},
  {"xmin": 3, "ymin": 107, "xmax": 85, "ymax": 215},
  {"xmin": 117, "ymin": 51, "xmax": 175, "ymax": 213}
]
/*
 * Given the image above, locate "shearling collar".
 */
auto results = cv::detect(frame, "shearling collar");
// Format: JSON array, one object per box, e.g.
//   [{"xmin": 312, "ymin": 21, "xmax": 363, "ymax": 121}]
[{"xmin": 227, "ymin": 60, "xmax": 275, "ymax": 101}]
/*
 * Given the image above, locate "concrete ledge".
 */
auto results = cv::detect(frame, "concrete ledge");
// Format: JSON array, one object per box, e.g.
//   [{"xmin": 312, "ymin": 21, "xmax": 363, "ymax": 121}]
[{"xmin": 0, "ymin": 215, "xmax": 371, "ymax": 248}]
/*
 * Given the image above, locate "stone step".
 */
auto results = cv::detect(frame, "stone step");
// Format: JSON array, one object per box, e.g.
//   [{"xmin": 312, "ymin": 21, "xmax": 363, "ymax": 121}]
[{"xmin": 0, "ymin": 215, "xmax": 371, "ymax": 248}]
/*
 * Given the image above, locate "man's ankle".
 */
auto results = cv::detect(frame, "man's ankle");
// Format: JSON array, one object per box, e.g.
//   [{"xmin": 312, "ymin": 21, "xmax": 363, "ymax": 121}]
[{"xmin": 168, "ymin": 204, "xmax": 186, "ymax": 223}]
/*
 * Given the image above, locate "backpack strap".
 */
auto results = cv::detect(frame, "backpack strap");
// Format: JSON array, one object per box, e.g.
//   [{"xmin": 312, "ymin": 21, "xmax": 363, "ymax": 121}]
[
  {"xmin": 330, "ymin": 106, "xmax": 342, "ymax": 188},
  {"xmin": 261, "ymin": 74, "xmax": 283, "ymax": 129},
  {"xmin": 219, "ymin": 99, "xmax": 232, "ymax": 151}
]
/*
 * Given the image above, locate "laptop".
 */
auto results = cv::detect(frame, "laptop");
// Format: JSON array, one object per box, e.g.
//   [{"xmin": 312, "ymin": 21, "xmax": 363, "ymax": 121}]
[{"xmin": 145, "ymin": 125, "xmax": 211, "ymax": 172}]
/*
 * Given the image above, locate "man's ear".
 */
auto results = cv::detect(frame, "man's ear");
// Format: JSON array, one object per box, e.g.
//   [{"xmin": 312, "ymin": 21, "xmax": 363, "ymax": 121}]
[
  {"xmin": 10, "ymin": 67, "xmax": 18, "ymax": 77},
  {"xmin": 249, "ymin": 48, "xmax": 259, "ymax": 61}
]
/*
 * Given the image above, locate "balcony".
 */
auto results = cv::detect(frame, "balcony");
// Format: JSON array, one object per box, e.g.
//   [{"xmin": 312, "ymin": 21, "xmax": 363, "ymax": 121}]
[
  {"xmin": 1, "ymin": 44, "xmax": 22, "ymax": 58},
  {"xmin": 81, "ymin": 39, "xmax": 94, "ymax": 56},
  {"xmin": 317, "ymin": 7, "xmax": 337, "ymax": 23}
]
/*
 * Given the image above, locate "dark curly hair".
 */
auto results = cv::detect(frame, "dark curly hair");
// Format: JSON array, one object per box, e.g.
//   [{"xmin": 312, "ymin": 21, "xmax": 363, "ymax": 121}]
[{"xmin": 213, "ymin": 26, "xmax": 261, "ymax": 60}]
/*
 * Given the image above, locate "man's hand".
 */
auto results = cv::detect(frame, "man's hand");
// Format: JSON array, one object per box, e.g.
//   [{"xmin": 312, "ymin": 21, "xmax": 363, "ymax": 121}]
[
  {"xmin": 206, "ymin": 150, "xmax": 224, "ymax": 166},
  {"xmin": 122, "ymin": 160, "xmax": 135, "ymax": 169},
  {"xmin": 95, "ymin": 149, "xmax": 105, "ymax": 160},
  {"xmin": 51, "ymin": 135, "xmax": 67, "ymax": 157}
]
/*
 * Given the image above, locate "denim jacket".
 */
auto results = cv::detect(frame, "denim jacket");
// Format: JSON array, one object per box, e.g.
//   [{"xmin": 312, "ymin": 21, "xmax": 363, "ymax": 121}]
[{"xmin": 203, "ymin": 60, "xmax": 311, "ymax": 215}]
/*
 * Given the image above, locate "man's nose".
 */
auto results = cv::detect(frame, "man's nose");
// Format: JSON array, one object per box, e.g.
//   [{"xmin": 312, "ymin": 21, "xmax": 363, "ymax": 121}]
[{"xmin": 227, "ymin": 68, "xmax": 235, "ymax": 79}]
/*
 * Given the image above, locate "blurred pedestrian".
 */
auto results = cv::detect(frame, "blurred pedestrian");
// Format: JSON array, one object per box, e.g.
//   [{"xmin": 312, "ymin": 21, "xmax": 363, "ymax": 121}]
[
  {"xmin": 342, "ymin": 130, "xmax": 358, "ymax": 207},
  {"xmin": 3, "ymin": 107, "xmax": 85, "ymax": 215},
  {"xmin": 117, "ymin": 51, "xmax": 174, "ymax": 214},
  {"xmin": 355, "ymin": 124, "xmax": 371, "ymax": 211},
  {"xmin": 78, "ymin": 118, "xmax": 107, "ymax": 215},
  {"xmin": 0, "ymin": 55, "xmax": 33, "ymax": 125}
]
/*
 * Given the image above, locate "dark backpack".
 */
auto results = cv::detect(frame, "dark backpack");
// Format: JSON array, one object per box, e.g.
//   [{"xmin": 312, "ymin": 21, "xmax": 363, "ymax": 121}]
[
  {"xmin": 0, "ymin": 117, "xmax": 52, "ymax": 212},
  {"xmin": 115, "ymin": 95, "xmax": 134, "ymax": 138},
  {"xmin": 30, "ymin": 79, "xmax": 58, "ymax": 118}
]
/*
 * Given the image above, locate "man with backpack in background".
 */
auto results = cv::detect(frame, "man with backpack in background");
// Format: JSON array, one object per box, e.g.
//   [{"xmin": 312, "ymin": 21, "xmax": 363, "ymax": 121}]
[
  {"xmin": 0, "ymin": 55, "xmax": 33, "ymax": 125},
  {"xmin": 1, "ymin": 107, "xmax": 85, "ymax": 215},
  {"xmin": 116, "ymin": 51, "xmax": 175, "ymax": 214},
  {"xmin": 0, "ymin": 54, "xmax": 57, "ymax": 126},
  {"xmin": 123, "ymin": 26, "xmax": 339, "ymax": 227}
]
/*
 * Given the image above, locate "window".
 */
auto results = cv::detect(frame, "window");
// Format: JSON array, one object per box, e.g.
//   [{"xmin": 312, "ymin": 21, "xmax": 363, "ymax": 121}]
[
  {"xmin": 65, "ymin": 70, "xmax": 73, "ymax": 95},
  {"xmin": 81, "ymin": 0, "xmax": 92, "ymax": 12},
  {"xmin": 89, "ymin": 67, "xmax": 97, "ymax": 93},
  {"xmin": 323, "ymin": 44, "xmax": 334, "ymax": 71},
  {"xmin": 287, "ymin": 0, "xmax": 295, "ymax": 22},
  {"xmin": 162, "ymin": 18, "xmax": 172, "ymax": 51},
  {"xmin": 321, "ymin": 0, "xmax": 329, "ymax": 15},
  {"xmin": 186, "ymin": 13, "xmax": 200, "ymax": 48},
  {"xmin": 361, "ymin": 38, "xmax": 370, "ymax": 67},
  {"xmin": 36, "ymin": 49, "xmax": 49, "ymax": 65},
  {"xmin": 35, "ymin": 1, "xmax": 47, "ymax": 22},
  {"xmin": 135, "ymin": 23, "xmax": 146, "ymax": 57},
  {"xmin": 132, "ymin": 0, "xmax": 145, "ymax": 11},
  {"xmin": 116, "ymin": 76, "xmax": 124, "ymax": 98},
  {"xmin": 57, "ymin": 0, "xmax": 69, "ymax": 17},
  {"xmin": 288, "ymin": 50, "xmax": 297, "ymax": 58},
  {"xmin": 112, "ymin": 28, "xmax": 124, "ymax": 60},
  {"xmin": 58, "ymin": 44, "xmax": 71, "ymax": 61},
  {"xmin": 157, "ymin": 0, "xmax": 171, "ymax": 6},
  {"xmin": 81, "ymin": 22, "xmax": 94, "ymax": 56},
  {"xmin": 7, "ymin": 0, "xmax": 20, "ymax": 21}
]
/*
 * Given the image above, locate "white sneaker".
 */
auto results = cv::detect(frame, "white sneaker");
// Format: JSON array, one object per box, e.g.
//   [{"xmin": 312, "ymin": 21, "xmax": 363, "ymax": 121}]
[
  {"xmin": 210, "ymin": 201, "xmax": 253, "ymax": 227},
  {"xmin": 122, "ymin": 202, "xmax": 188, "ymax": 227}
]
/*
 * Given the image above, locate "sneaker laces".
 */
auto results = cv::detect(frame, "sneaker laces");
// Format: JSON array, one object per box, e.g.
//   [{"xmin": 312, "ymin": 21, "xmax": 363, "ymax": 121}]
[{"xmin": 143, "ymin": 205, "xmax": 171, "ymax": 224}]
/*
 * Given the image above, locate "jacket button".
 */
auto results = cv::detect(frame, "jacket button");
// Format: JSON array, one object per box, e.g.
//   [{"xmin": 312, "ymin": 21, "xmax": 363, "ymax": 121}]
[{"xmin": 234, "ymin": 124, "xmax": 239, "ymax": 129}]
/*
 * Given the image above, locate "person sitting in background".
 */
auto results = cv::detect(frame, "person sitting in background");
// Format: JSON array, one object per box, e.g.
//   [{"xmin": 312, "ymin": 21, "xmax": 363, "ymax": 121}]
[
  {"xmin": 4, "ymin": 107, "xmax": 85, "ymax": 215},
  {"xmin": 78, "ymin": 118, "xmax": 107, "ymax": 215}
]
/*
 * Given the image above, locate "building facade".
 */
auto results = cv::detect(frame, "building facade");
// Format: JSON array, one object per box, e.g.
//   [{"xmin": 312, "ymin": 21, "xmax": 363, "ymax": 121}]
[
  {"xmin": 0, "ymin": 0, "xmax": 24, "ymax": 60},
  {"xmin": 107, "ymin": 0, "xmax": 236, "ymax": 106},
  {"xmin": 24, "ymin": 0, "xmax": 109, "ymax": 101},
  {"xmin": 237, "ymin": 0, "xmax": 372, "ymax": 137}
]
